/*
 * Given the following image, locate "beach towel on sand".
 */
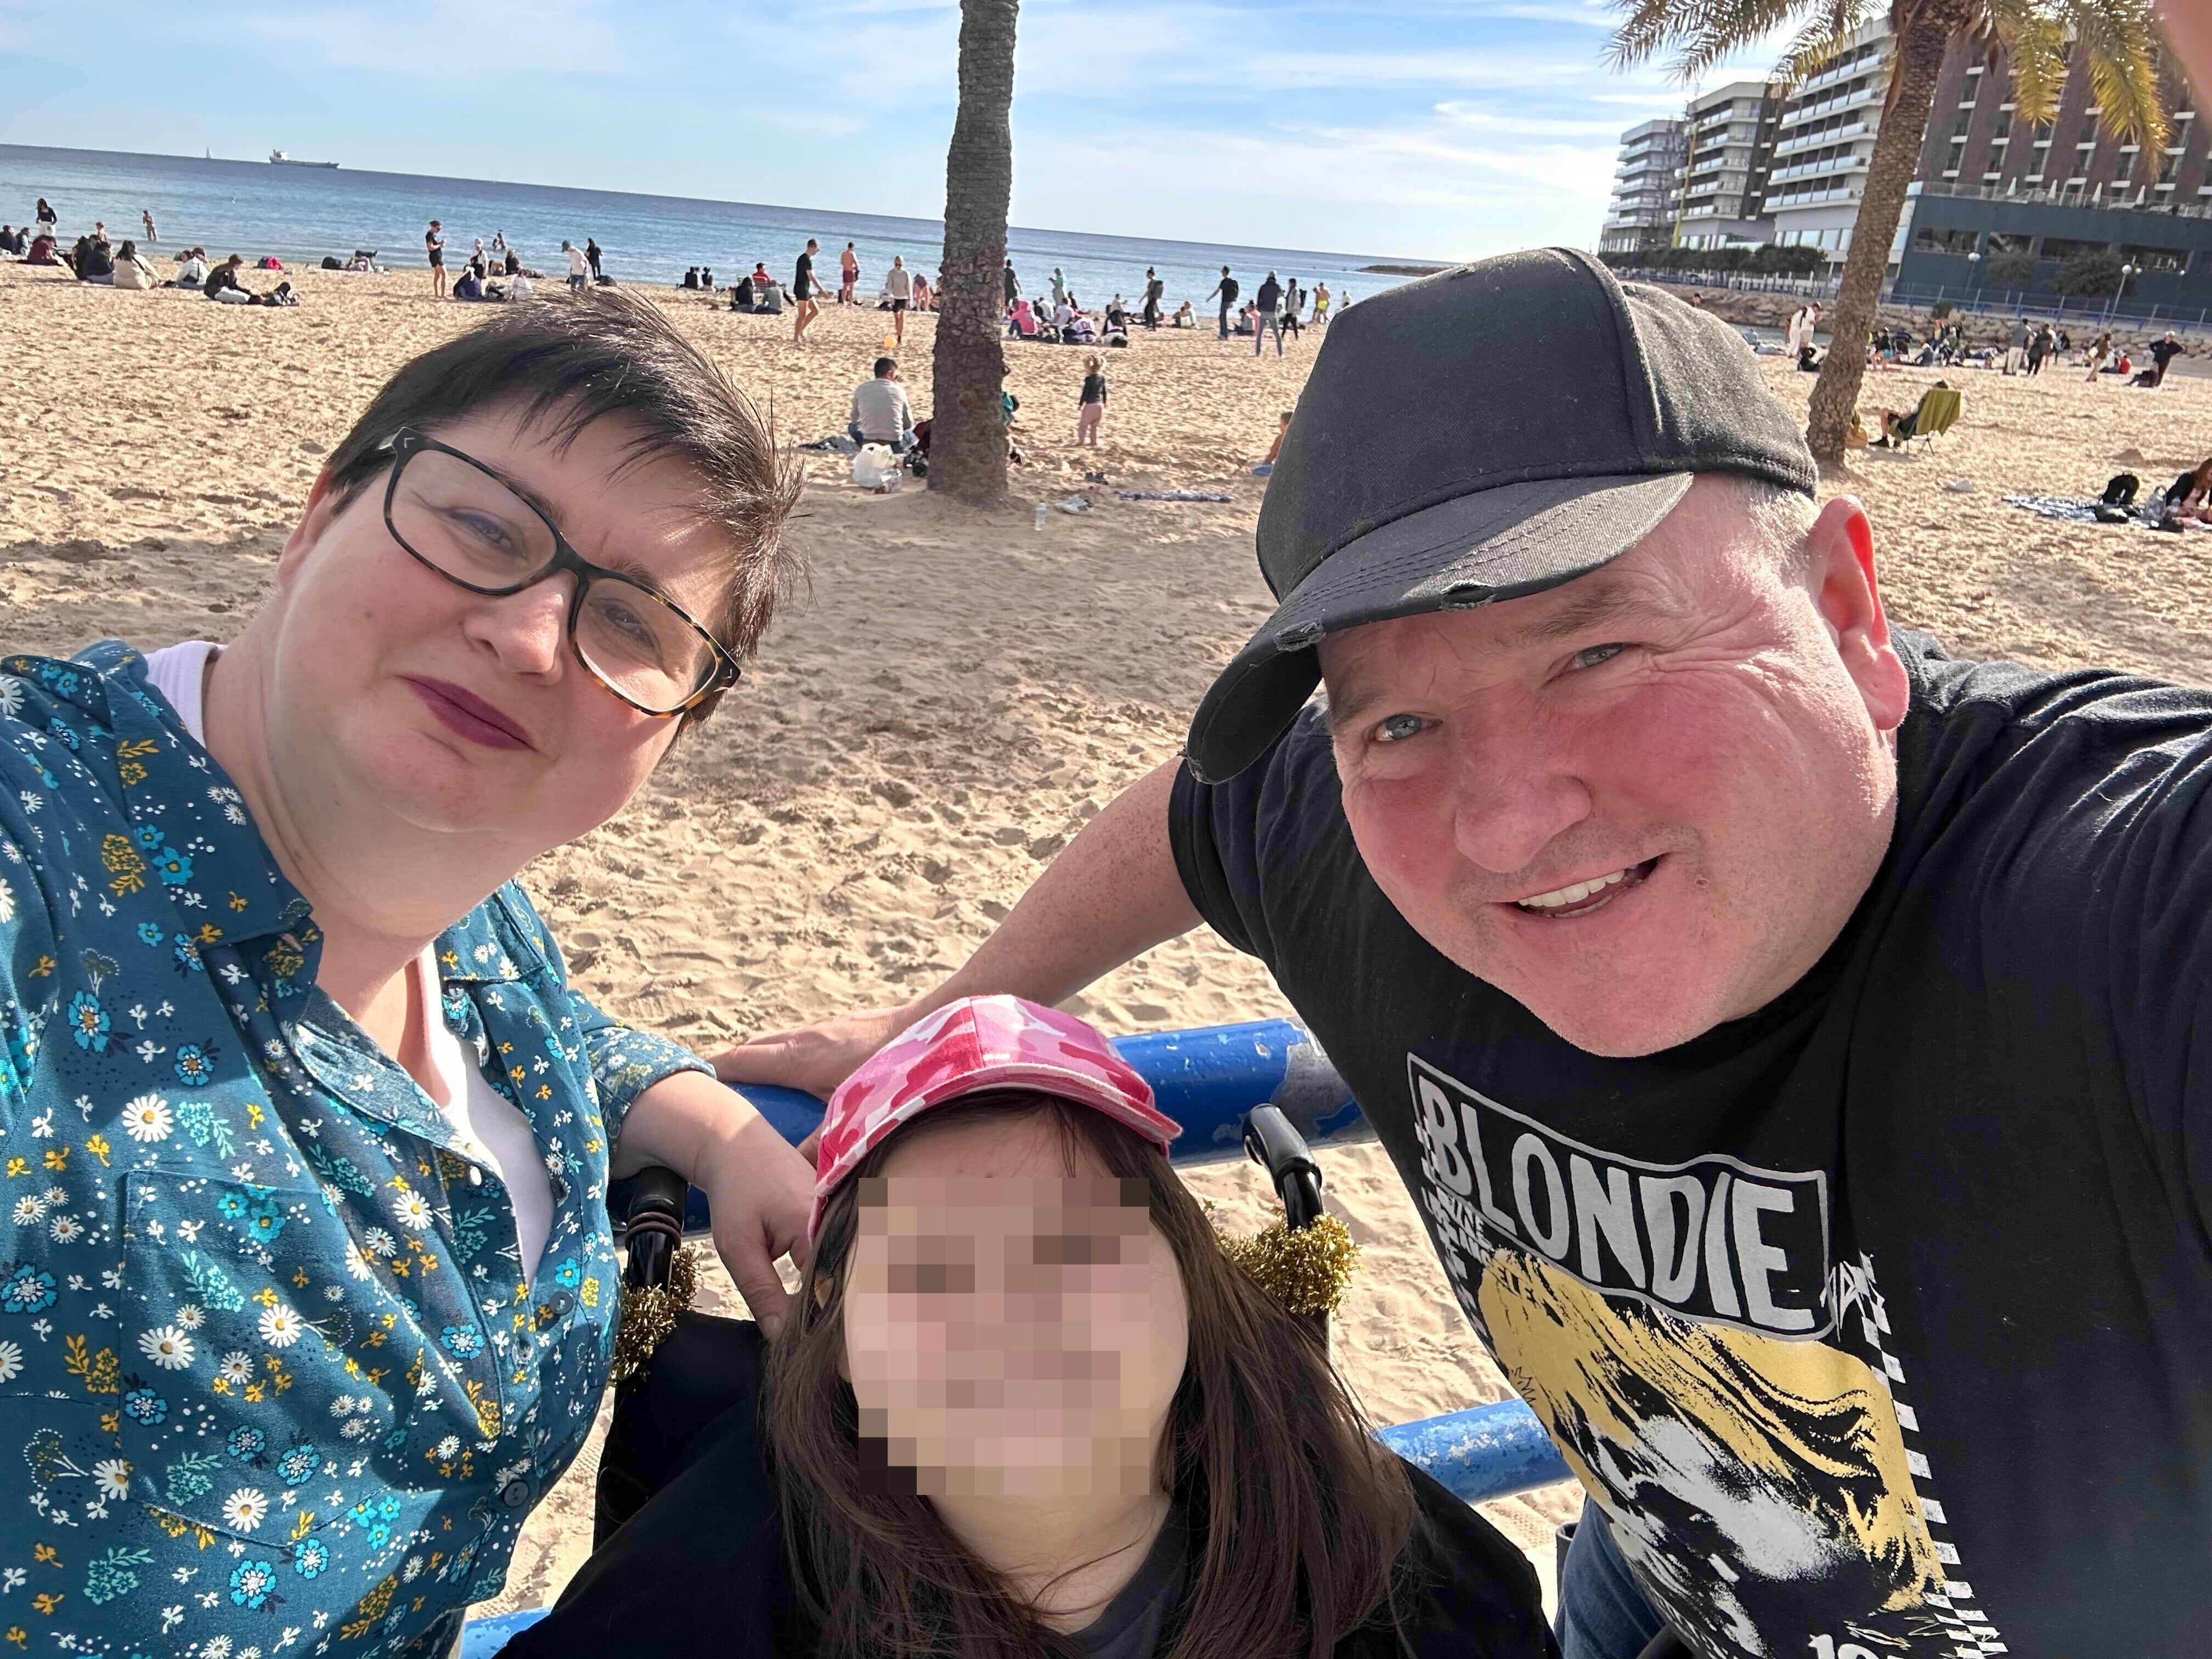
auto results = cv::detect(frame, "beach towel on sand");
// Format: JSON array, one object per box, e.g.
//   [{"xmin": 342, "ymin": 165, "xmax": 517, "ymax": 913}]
[{"xmin": 1116, "ymin": 490, "xmax": 1233, "ymax": 503}]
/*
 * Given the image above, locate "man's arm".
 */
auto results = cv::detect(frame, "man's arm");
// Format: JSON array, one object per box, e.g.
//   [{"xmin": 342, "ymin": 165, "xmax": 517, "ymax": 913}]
[{"xmin": 715, "ymin": 755, "xmax": 1199, "ymax": 1099}]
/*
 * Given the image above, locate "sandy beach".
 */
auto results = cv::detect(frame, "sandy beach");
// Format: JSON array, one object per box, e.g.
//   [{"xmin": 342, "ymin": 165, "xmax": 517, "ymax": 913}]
[{"xmin": 5, "ymin": 258, "xmax": 2209, "ymax": 1620}]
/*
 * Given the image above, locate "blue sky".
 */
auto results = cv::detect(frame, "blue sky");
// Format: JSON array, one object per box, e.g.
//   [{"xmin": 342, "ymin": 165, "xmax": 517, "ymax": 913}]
[{"xmin": 2, "ymin": 0, "xmax": 1787, "ymax": 258}]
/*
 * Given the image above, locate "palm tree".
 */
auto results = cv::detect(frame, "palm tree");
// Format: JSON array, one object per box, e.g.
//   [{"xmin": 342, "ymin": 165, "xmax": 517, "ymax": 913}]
[
  {"xmin": 930, "ymin": 0, "xmax": 1021, "ymax": 505},
  {"xmin": 1610, "ymin": 0, "xmax": 2168, "ymax": 469}
]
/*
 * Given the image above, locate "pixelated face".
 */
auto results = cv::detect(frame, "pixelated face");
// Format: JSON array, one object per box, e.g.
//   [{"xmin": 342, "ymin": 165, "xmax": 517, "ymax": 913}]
[{"xmin": 843, "ymin": 1115, "xmax": 1188, "ymax": 1499}]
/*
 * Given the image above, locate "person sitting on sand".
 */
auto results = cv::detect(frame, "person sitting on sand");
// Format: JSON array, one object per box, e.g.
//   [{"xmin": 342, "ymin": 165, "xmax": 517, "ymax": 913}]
[
  {"xmin": 501, "ymin": 998, "xmax": 1555, "ymax": 1659},
  {"xmin": 0, "ymin": 293, "xmax": 813, "ymax": 1659},
  {"xmin": 848, "ymin": 354, "xmax": 916, "ymax": 453},
  {"xmin": 1263, "ymin": 407, "xmax": 1293, "ymax": 465},
  {"xmin": 0, "ymin": 225, "xmax": 18, "ymax": 257},
  {"xmin": 110, "ymin": 238, "xmax": 158, "ymax": 290},
  {"xmin": 506, "ymin": 267, "xmax": 533, "ymax": 301},
  {"xmin": 2163, "ymin": 456, "xmax": 2212, "ymax": 523},
  {"xmin": 1171, "ymin": 299, "xmax": 1195, "ymax": 328},
  {"xmin": 205, "ymin": 253, "xmax": 255, "ymax": 302},
  {"xmin": 172, "ymin": 245, "xmax": 208, "ymax": 286},
  {"xmin": 454, "ymin": 266, "xmax": 488, "ymax": 301},
  {"xmin": 72, "ymin": 233, "xmax": 115, "ymax": 283},
  {"xmin": 24, "ymin": 232, "xmax": 59, "ymax": 265},
  {"xmin": 505, "ymin": 247, "xmax": 522, "ymax": 276}
]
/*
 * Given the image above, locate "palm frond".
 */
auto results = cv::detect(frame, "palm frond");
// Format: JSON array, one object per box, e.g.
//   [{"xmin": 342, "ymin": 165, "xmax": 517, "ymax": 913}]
[
  {"xmin": 1988, "ymin": 5, "xmax": 2070, "ymax": 123},
  {"xmin": 2062, "ymin": 0, "xmax": 2168, "ymax": 150},
  {"xmin": 1774, "ymin": 0, "xmax": 1878, "ymax": 84},
  {"xmin": 1607, "ymin": 0, "xmax": 1824, "ymax": 78}
]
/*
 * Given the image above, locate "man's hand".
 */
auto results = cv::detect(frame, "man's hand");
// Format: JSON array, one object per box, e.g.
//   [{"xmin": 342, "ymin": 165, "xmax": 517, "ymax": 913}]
[
  {"xmin": 614, "ymin": 1071, "xmax": 816, "ymax": 1338},
  {"xmin": 710, "ymin": 1001, "xmax": 930, "ymax": 1103}
]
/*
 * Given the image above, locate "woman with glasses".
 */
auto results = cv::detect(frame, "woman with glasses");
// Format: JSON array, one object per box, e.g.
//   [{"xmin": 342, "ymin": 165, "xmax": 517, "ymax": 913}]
[{"xmin": 0, "ymin": 292, "xmax": 814, "ymax": 1656}]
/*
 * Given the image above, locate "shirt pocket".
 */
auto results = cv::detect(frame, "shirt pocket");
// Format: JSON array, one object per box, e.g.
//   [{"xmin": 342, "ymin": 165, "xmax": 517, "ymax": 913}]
[{"xmin": 113, "ymin": 1166, "xmax": 358, "ymax": 1554}]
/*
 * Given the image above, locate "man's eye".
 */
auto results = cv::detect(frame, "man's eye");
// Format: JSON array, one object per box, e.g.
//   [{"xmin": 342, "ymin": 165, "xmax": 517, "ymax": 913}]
[
  {"xmin": 1573, "ymin": 643, "xmax": 1629, "ymax": 670},
  {"xmin": 1373, "ymin": 714, "xmax": 1427, "ymax": 743}
]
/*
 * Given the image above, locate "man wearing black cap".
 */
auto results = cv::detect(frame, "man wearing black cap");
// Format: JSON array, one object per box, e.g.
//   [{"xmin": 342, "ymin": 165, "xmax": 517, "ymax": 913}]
[{"xmin": 724, "ymin": 248, "xmax": 2212, "ymax": 1658}]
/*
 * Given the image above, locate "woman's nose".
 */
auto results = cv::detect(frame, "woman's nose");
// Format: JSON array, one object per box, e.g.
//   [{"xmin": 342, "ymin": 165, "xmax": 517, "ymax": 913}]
[{"xmin": 465, "ymin": 579, "xmax": 572, "ymax": 678}]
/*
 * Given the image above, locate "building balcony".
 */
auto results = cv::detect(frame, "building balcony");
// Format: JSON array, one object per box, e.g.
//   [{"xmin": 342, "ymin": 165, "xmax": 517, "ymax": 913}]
[
  {"xmin": 1796, "ymin": 51, "xmax": 1887, "ymax": 96},
  {"xmin": 1768, "ymin": 184, "xmax": 1863, "ymax": 209},
  {"xmin": 1782, "ymin": 83, "xmax": 1885, "ymax": 127},
  {"xmin": 1773, "ymin": 120, "xmax": 1867, "ymax": 157},
  {"xmin": 1770, "ymin": 155, "xmax": 1869, "ymax": 185}
]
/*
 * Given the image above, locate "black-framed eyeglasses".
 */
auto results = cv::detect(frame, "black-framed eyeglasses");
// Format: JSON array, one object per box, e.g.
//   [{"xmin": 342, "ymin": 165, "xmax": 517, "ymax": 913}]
[{"xmin": 376, "ymin": 427, "xmax": 741, "ymax": 718}]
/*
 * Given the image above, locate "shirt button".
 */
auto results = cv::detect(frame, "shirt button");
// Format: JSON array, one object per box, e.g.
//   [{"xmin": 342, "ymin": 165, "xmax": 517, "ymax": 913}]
[
  {"xmin": 467, "ymin": 1167, "xmax": 483, "ymax": 1187},
  {"xmin": 501, "ymin": 1479, "xmax": 531, "ymax": 1509},
  {"xmin": 546, "ymin": 1292, "xmax": 574, "ymax": 1319}
]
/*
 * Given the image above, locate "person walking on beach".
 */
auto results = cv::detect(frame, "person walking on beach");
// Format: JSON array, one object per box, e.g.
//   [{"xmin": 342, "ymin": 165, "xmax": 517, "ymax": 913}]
[
  {"xmin": 792, "ymin": 238, "xmax": 825, "ymax": 342},
  {"xmin": 585, "ymin": 237, "xmax": 603, "ymax": 280},
  {"xmin": 1254, "ymin": 270, "xmax": 1284, "ymax": 356},
  {"xmin": 1282, "ymin": 277, "xmax": 1305, "ymax": 340},
  {"xmin": 1050, "ymin": 267, "xmax": 1069, "ymax": 308},
  {"xmin": 34, "ymin": 198, "xmax": 57, "ymax": 236},
  {"xmin": 720, "ymin": 246, "xmax": 2212, "ymax": 1659},
  {"xmin": 884, "ymin": 253, "xmax": 913, "ymax": 344},
  {"xmin": 1313, "ymin": 279, "xmax": 1331, "ymax": 323},
  {"xmin": 565, "ymin": 240, "xmax": 589, "ymax": 294},
  {"xmin": 426, "ymin": 218, "xmax": 447, "ymax": 297},
  {"xmin": 1207, "ymin": 264, "xmax": 1239, "ymax": 339},
  {"xmin": 839, "ymin": 241, "xmax": 860, "ymax": 305},
  {"xmin": 140, "ymin": 207, "xmax": 157, "ymax": 244},
  {"xmin": 1142, "ymin": 266, "xmax": 1164, "ymax": 329},
  {"xmin": 2003, "ymin": 316, "xmax": 2029, "ymax": 375},
  {"xmin": 2085, "ymin": 330, "xmax": 2114, "ymax": 381},
  {"xmin": 1076, "ymin": 353, "xmax": 1107, "ymax": 447},
  {"xmin": 1003, "ymin": 258, "xmax": 1020, "ymax": 313}
]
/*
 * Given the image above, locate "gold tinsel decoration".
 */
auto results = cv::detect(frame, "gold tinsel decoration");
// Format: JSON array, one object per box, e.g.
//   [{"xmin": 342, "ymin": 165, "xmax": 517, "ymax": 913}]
[
  {"xmin": 1209, "ymin": 1204, "xmax": 1361, "ymax": 1317},
  {"xmin": 610, "ymin": 1244, "xmax": 698, "ymax": 1385}
]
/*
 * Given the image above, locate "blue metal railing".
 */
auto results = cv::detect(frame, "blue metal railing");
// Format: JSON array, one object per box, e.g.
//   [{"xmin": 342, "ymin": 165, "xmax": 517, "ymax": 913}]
[{"xmin": 459, "ymin": 1020, "xmax": 1573, "ymax": 1651}]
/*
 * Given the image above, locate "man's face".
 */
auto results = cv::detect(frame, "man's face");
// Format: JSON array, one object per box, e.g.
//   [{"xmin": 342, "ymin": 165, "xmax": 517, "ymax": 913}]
[
  {"xmin": 261, "ymin": 407, "xmax": 733, "ymax": 868},
  {"xmin": 1319, "ymin": 478, "xmax": 1908, "ymax": 1057}
]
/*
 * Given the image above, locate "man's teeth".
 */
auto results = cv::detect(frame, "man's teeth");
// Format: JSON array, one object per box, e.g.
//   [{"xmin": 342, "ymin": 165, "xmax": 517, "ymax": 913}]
[{"xmin": 1516, "ymin": 868, "xmax": 1631, "ymax": 910}]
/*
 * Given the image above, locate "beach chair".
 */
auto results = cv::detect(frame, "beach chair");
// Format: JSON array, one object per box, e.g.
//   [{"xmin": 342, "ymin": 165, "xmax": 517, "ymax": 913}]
[
  {"xmin": 453, "ymin": 1017, "xmax": 1576, "ymax": 1657},
  {"xmin": 1881, "ymin": 385, "xmax": 1963, "ymax": 451}
]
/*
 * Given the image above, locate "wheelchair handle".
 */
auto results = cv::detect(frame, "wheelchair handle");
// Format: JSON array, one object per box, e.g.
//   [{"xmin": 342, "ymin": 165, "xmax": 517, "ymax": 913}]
[
  {"xmin": 1243, "ymin": 1105, "xmax": 1324, "ymax": 1231},
  {"xmin": 613, "ymin": 1166, "xmax": 690, "ymax": 1291}
]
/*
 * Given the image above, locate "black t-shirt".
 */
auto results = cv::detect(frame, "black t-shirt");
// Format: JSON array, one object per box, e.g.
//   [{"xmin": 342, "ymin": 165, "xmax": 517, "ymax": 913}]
[
  {"xmin": 2152, "ymin": 340, "xmax": 2184, "ymax": 370},
  {"xmin": 794, "ymin": 251, "xmax": 815, "ymax": 297},
  {"xmin": 1082, "ymin": 372, "xmax": 1108, "ymax": 406},
  {"xmin": 1218, "ymin": 276, "xmax": 1239, "ymax": 304},
  {"xmin": 507, "ymin": 1318, "xmax": 1556, "ymax": 1659},
  {"xmin": 1169, "ymin": 633, "xmax": 2212, "ymax": 1658}
]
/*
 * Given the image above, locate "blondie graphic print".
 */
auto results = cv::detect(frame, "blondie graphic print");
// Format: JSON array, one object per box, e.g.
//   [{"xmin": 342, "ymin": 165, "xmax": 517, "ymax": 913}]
[{"xmin": 1407, "ymin": 1054, "xmax": 2011, "ymax": 1659}]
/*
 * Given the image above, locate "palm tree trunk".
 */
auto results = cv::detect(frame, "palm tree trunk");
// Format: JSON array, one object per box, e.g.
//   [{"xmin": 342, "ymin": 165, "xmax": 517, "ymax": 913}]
[
  {"xmin": 1804, "ymin": 2, "xmax": 1970, "ymax": 468},
  {"xmin": 930, "ymin": 0, "xmax": 1019, "ymax": 505}
]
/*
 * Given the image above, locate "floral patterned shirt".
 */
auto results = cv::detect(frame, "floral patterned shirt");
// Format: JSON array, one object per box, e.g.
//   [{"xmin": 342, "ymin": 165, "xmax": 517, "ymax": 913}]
[{"xmin": 0, "ymin": 643, "xmax": 711, "ymax": 1657}]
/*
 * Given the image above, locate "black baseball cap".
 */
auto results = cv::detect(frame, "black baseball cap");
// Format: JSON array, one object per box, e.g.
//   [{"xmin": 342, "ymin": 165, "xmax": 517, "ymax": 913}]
[{"xmin": 1186, "ymin": 246, "xmax": 1816, "ymax": 782}]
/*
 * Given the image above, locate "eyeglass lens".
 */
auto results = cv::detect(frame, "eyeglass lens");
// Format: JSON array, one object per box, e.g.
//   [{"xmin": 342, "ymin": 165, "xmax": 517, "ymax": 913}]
[{"xmin": 390, "ymin": 446, "xmax": 721, "ymax": 713}]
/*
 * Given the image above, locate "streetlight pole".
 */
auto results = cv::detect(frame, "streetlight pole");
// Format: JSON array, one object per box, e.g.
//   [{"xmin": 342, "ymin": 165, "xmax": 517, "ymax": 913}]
[{"xmin": 1966, "ymin": 250, "xmax": 1983, "ymax": 311}]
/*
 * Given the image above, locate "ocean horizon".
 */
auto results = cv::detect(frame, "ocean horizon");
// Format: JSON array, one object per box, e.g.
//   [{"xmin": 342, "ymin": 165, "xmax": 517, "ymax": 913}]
[{"xmin": 1, "ymin": 144, "xmax": 1440, "ymax": 314}]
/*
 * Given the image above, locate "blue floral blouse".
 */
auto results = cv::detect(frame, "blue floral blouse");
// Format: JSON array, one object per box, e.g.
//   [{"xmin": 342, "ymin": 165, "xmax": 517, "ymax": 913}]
[{"xmin": 0, "ymin": 644, "xmax": 711, "ymax": 1656}]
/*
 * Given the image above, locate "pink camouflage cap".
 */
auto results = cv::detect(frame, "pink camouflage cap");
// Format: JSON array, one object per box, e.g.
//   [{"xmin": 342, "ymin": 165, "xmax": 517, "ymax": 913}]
[{"xmin": 809, "ymin": 995, "xmax": 1182, "ymax": 1239}]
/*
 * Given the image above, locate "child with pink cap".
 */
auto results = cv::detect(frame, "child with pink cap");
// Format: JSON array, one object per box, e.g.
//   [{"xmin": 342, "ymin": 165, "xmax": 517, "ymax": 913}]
[{"xmin": 509, "ymin": 997, "xmax": 1553, "ymax": 1659}]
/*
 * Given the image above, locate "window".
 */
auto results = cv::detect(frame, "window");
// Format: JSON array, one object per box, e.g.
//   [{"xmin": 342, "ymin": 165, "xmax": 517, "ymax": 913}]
[
  {"xmin": 1915, "ymin": 226, "xmax": 1980, "ymax": 254},
  {"xmin": 2121, "ymin": 245, "xmax": 2187, "ymax": 273},
  {"xmin": 2114, "ymin": 150, "xmax": 2135, "ymax": 181},
  {"xmin": 1954, "ymin": 112, "xmax": 1974, "ymax": 137},
  {"xmin": 2037, "ymin": 237, "xmax": 2111, "ymax": 261}
]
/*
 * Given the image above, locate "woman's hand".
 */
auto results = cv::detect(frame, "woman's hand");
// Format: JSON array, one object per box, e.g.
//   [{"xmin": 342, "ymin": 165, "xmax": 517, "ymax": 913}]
[{"xmin": 614, "ymin": 1071, "xmax": 816, "ymax": 1338}]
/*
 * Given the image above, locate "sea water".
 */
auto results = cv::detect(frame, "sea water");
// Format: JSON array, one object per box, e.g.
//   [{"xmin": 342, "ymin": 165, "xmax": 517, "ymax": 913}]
[{"xmin": 1, "ymin": 144, "xmax": 1427, "ymax": 315}]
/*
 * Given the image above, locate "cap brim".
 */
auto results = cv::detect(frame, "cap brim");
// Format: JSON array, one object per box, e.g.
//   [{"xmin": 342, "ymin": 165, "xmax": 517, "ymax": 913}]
[{"xmin": 1186, "ymin": 472, "xmax": 1695, "ymax": 782}]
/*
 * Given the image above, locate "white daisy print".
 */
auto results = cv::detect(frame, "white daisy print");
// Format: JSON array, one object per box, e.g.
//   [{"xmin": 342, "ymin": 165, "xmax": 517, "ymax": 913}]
[
  {"xmin": 257, "ymin": 1304, "xmax": 302, "ymax": 1348},
  {"xmin": 0, "ymin": 1341, "xmax": 22, "ymax": 1384},
  {"xmin": 11, "ymin": 1195, "xmax": 47, "ymax": 1226},
  {"xmin": 343, "ymin": 1242, "xmax": 374, "ymax": 1282},
  {"xmin": 433, "ymin": 1436, "xmax": 461, "ymax": 1462},
  {"xmin": 47, "ymin": 1215, "xmax": 82, "ymax": 1244},
  {"xmin": 176, "ymin": 1303, "xmax": 206, "ymax": 1330},
  {"xmin": 363, "ymin": 1228, "xmax": 397, "ymax": 1259},
  {"xmin": 0, "ymin": 676, "xmax": 20, "ymax": 717},
  {"xmin": 0, "ymin": 876, "xmax": 13, "ymax": 926},
  {"xmin": 392, "ymin": 1191, "xmax": 433, "ymax": 1231},
  {"xmin": 138, "ymin": 1325, "xmax": 196, "ymax": 1370},
  {"xmin": 329, "ymin": 1395, "xmax": 357, "ymax": 1418},
  {"xmin": 121, "ymin": 1094, "xmax": 174, "ymax": 1143},
  {"xmin": 204, "ymin": 1638, "xmax": 235, "ymax": 1659},
  {"xmin": 93, "ymin": 1458, "xmax": 133, "ymax": 1501},
  {"xmin": 219, "ymin": 1351, "xmax": 256, "ymax": 1386},
  {"xmin": 219, "ymin": 1487, "xmax": 268, "ymax": 1533}
]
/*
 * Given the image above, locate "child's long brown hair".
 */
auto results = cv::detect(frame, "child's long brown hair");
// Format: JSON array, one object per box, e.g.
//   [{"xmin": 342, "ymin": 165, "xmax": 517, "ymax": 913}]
[{"xmin": 764, "ymin": 1092, "xmax": 1423, "ymax": 1659}]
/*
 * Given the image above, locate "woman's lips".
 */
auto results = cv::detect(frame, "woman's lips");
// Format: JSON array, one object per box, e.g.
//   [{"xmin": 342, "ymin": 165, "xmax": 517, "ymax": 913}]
[{"xmin": 404, "ymin": 676, "xmax": 533, "ymax": 752}]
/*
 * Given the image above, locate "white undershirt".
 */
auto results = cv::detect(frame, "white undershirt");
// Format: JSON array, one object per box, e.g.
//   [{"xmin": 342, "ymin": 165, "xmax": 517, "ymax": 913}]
[{"xmin": 142, "ymin": 641, "xmax": 553, "ymax": 1281}]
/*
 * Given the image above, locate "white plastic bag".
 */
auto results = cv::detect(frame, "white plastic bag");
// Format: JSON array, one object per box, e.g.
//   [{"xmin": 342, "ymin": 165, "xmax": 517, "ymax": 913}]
[{"xmin": 851, "ymin": 444, "xmax": 901, "ymax": 490}]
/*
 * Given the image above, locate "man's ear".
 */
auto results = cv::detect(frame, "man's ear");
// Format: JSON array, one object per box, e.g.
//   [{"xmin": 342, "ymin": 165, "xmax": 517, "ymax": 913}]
[
  {"xmin": 274, "ymin": 470, "xmax": 342, "ymax": 590},
  {"xmin": 1805, "ymin": 495, "xmax": 1909, "ymax": 734}
]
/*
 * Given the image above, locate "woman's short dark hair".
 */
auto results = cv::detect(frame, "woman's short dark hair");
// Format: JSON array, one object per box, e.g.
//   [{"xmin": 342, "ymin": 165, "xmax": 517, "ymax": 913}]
[
  {"xmin": 319, "ymin": 290, "xmax": 800, "ymax": 721},
  {"xmin": 768, "ymin": 1092, "xmax": 1423, "ymax": 1659}
]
